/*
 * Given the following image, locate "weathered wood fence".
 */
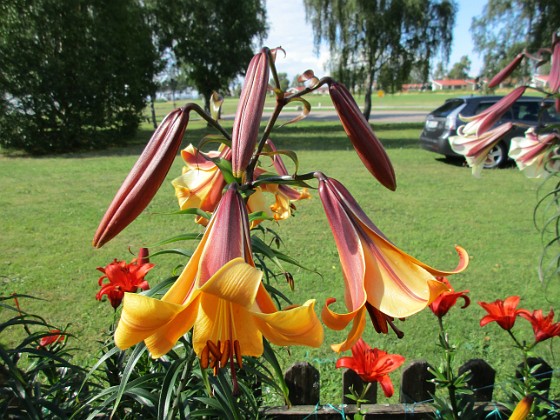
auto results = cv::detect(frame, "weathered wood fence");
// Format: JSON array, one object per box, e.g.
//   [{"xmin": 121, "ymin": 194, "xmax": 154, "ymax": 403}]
[{"xmin": 261, "ymin": 357, "xmax": 553, "ymax": 419}]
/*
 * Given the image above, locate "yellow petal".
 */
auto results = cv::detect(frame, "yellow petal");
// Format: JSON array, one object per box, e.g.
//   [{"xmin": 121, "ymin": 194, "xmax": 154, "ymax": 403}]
[
  {"xmin": 253, "ymin": 299, "xmax": 324, "ymax": 348},
  {"xmin": 144, "ymin": 295, "xmax": 201, "ymax": 358},
  {"xmin": 247, "ymin": 187, "xmax": 273, "ymax": 218},
  {"xmin": 330, "ymin": 307, "xmax": 367, "ymax": 353},
  {"xmin": 362, "ymin": 238, "xmax": 435, "ymax": 318},
  {"xmin": 322, "ymin": 297, "xmax": 365, "ymax": 331},
  {"xmin": 193, "ymin": 293, "xmax": 264, "ymax": 356},
  {"xmin": 200, "ymin": 258, "xmax": 262, "ymax": 307},
  {"xmin": 115, "ymin": 293, "xmax": 185, "ymax": 350},
  {"xmin": 427, "ymin": 279, "xmax": 450, "ymax": 304}
]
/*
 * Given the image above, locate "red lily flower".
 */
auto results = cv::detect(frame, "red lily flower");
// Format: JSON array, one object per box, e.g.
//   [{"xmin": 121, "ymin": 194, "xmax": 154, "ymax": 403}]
[
  {"xmin": 97, "ymin": 253, "xmax": 154, "ymax": 309},
  {"xmin": 328, "ymin": 81, "xmax": 396, "ymax": 191},
  {"xmin": 520, "ymin": 308, "xmax": 560, "ymax": 343},
  {"xmin": 479, "ymin": 296, "xmax": 531, "ymax": 331},
  {"xmin": 38, "ymin": 329, "xmax": 65, "ymax": 348},
  {"xmin": 429, "ymin": 277, "xmax": 470, "ymax": 318},
  {"xmin": 336, "ymin": 338, "xmax": 405, "ymax": 397}
]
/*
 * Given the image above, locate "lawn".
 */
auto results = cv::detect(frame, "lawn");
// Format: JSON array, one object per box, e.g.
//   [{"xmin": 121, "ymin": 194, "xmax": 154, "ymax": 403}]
[{"xmin": 1, "ymin": 100, "xmax": 558, "ymax": 405}]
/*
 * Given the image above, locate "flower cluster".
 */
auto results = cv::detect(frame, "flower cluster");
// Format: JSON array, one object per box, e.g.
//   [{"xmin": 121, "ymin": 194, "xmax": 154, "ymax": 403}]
[
  {"xmin": 92, "ymin": 48, "xmax": 469, "ymax": 397},
  {"xmin": 449, "ymin": 32, "xmax": 560, "ymax": 178},
  {"xmin": 479, "ymin": 295, "xmax": 560, "ymax": 344}
]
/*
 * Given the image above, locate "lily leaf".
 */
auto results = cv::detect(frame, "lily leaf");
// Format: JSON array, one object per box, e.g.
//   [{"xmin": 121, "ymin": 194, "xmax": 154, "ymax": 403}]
[
  {"xmin": 259, "ymin": 149, "xmax": 300, "ymax": 175},
  {"xmin": 278, "ymin": 97, "xmax": 311, "ymax": 127}
]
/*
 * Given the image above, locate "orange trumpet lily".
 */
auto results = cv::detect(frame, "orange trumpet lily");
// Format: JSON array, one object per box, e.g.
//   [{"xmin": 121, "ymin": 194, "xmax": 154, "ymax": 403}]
[
  {"xmin": 316, "ymin": 174, "xmax": 468, "ymax": 352},
  {"xmin": 114, "ymin": 185, "xmax": 323, "ymax": 362}
]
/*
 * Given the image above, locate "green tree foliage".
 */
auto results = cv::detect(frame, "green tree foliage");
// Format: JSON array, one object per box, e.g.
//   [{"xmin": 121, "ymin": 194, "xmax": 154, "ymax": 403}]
[
  {"xmin": 447, "ymin": 55, "xmax": 472, "ymax": 79},
  {"xmin": 303, "ymin": 0, "xmax": 456, "ymax": 120},
  {"xmin": 0, "ymin": 0, "xmax": 159, "ymax": 154},
  {"xmin": 471, "ymin": 0, "xmax": 560, "ymax": 80},
  {"xmin": 271, "ymin": 72, "xmax": 290, "ymax": 92},
  {"xmin": 146, "ymin": 0, "xmax": 267, "ymax": 111}
]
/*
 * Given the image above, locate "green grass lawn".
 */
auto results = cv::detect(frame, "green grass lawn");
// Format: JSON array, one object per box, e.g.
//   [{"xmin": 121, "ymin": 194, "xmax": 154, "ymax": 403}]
[{"xmin": 1, "ymin": 104, "xmax": 559, "ymax": 405}]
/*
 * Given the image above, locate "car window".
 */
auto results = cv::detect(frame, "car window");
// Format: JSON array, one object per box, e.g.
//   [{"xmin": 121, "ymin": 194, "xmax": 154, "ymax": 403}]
[
  {"xmin": 473, "ymin": 101, "xmax": 497, "ymax": 115},
  {"xmin": 431, "ymin": 99, "xmax": 465, "ymax": 117},
  {"xmin": 511, "ymin": 102, "xmax": 541, "ymax": 122},
  {"xmin": 543, "ymin": 104, "xmax": 560, "ymax": 122}
]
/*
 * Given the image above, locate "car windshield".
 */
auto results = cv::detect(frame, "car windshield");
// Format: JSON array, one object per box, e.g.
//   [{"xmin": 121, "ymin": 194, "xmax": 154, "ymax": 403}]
[{"xmin": 431, "ymin": 99, "xmax": 465, "ymax": 117}]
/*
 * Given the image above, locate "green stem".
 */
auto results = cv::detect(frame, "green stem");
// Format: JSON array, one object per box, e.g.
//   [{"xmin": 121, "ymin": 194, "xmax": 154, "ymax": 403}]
[
  {"xmin": 169, "ymin": 352, "xmax": 195, "ymax": 420},
  {"xmin": 438, "ymin": 317, "xmax": 460, "ymax": 420}
]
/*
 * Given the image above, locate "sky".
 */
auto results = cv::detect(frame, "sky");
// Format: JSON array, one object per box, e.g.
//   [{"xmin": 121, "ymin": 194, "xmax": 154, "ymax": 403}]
[{"xmin": 263, "ymin": 0, "xmax": 487, "ymax": 80}]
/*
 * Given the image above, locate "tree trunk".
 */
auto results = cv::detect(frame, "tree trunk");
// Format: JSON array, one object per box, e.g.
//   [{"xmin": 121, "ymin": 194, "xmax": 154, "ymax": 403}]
[
  {"xmin": 149, "ymin": 95, "xmax": 157, "ymax": 129},
  {"xmin": 362, "ymin": 71, "xmax": 374, "ymax": 121},
  {"xmin": 203, "ymin": 92, "xmax": 211, "ymax": 115}
]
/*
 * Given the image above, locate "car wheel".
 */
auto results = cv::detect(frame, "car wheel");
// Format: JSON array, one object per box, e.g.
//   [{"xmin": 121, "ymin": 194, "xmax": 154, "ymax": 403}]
[{"xmin": 483, "ymin": 141, "xmax": 508, "ymax": 169}]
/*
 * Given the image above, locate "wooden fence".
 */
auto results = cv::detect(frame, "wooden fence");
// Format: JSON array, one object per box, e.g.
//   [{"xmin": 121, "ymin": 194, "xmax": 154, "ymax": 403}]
[{"xmin": 261, "ymin": 357, "xmax": 553, "ymax": 419}]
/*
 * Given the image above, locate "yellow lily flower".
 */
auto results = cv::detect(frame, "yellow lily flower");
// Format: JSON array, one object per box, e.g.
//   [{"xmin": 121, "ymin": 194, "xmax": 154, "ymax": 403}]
[
  {"xmin": 315, "ymin": 174, "xmax": 468, "ymax": 352},
  {"xmin": 172, "ymin": 144, "xmax": 230, "ymax": 213},
  {"xmin": 115, "ymin": 185, "xmax": 323, "ymax": 364}
]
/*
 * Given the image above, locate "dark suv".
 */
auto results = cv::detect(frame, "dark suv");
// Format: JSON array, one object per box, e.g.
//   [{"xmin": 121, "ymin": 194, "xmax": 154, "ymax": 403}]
[{"xmin": 419, "ymin": 96, "xmax": 560, "ymax": 168}]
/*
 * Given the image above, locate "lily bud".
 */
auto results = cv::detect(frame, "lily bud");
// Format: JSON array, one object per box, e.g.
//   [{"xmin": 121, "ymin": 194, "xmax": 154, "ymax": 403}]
[
  {"xmin": 487, "ymin": 53, "xmax": 524, "ymax": 88},
  {"xmin": 231, "ymin": 50, "xmax": 269, "ymax": 178},
  {"xmin": 509, "ymin": 395, "xmax": 534, "ymax": 420},
  {"xmin": 93, "ymin": 108, "xmax": 189, "ymax": 248},
  {"xmin": 137, "ymin": 248, "xmax": 149, "ymax": 265},
  {"xmin": 328, "ymin": 81, "xmax": 396, "ymax": 191}
]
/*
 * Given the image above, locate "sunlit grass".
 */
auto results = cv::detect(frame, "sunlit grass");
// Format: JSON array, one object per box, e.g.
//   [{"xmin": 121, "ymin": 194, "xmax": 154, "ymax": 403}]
[{"xmin": 1, "ymin": 115, "xmax": 558, "ymax": 405}]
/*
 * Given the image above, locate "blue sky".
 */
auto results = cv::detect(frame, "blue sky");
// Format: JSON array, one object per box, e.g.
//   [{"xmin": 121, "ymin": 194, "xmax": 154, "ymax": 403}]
[{"xmin": 263, "ymin": 0, "xmax": 486, "ymax": 80}]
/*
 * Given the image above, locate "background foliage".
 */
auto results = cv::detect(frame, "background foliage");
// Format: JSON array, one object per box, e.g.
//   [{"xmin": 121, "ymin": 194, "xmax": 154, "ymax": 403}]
[{"xmin": 0, "ymin": 0, "xmax": 160, "ymax": 154}]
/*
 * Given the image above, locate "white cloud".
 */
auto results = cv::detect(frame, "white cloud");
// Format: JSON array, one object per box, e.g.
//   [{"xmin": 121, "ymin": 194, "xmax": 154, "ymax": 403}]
[
  {"xmin": 262, "ymin": 0, "xmax": 329, "ymax": 80},
  {"xmin": 263, "ymin": 0, "xmax": 485, "ymax": 80}
]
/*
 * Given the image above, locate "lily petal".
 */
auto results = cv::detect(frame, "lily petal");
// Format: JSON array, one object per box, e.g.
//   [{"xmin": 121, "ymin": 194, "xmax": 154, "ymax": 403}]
[{"xmin": 253, "ymin": 299, "xmax": 324, "ymax": 348}]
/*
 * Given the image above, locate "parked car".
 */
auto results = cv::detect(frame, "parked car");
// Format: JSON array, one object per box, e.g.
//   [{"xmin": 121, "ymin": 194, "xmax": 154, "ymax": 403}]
[{"xmin": 419, "ymin": 95, "xmax": 560, "ymax": 168}]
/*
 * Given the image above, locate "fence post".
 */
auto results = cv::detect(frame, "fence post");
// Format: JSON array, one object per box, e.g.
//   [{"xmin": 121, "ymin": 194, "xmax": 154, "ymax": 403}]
[
  {"xmin": 399, "ymin": 360, "xmax": 435, "ymax": 404},
  {"xmin": 341, "ymin": 369, "xmax": 377, "ymax": 404},
  {"xmin": 284, "ymin": 362, "xmax": 320, "ymax": 405},
  {"xmin": 515, "ymin": 357, "xmax": 552, "ymax": 398},
  {"xmin": 458, "ymin": 359, "xmax": 495, "ymax": 401}
]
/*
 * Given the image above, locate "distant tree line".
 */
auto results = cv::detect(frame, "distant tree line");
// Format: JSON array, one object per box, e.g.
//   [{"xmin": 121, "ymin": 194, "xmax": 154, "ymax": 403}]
[{"xmin": 0, "ymin": 0, "xmax": 266, "ymax": 154}]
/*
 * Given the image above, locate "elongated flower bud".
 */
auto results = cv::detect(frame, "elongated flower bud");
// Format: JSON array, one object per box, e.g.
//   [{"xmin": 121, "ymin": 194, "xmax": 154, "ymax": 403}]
[
  {"xmin": 231, "ymin": 50, "xmax": 269, "ymax": 178},
  {"xmin": 328, "ymin": 81, "xmax": 396, "ymax": 191},
  {"xmin": 509, "ymin": 395, "xmax": 533, "ymax": 420},
  {"xmin": 137, "ymin": 248, "xmax": 149, "ymax": 265},
  {"xmin": 487, "ymin": 53, "xmax": 524, "ymax": 88},
  {"xmin": 93, "ymin": 108, "xmax": 189, "ymax": 247}
]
